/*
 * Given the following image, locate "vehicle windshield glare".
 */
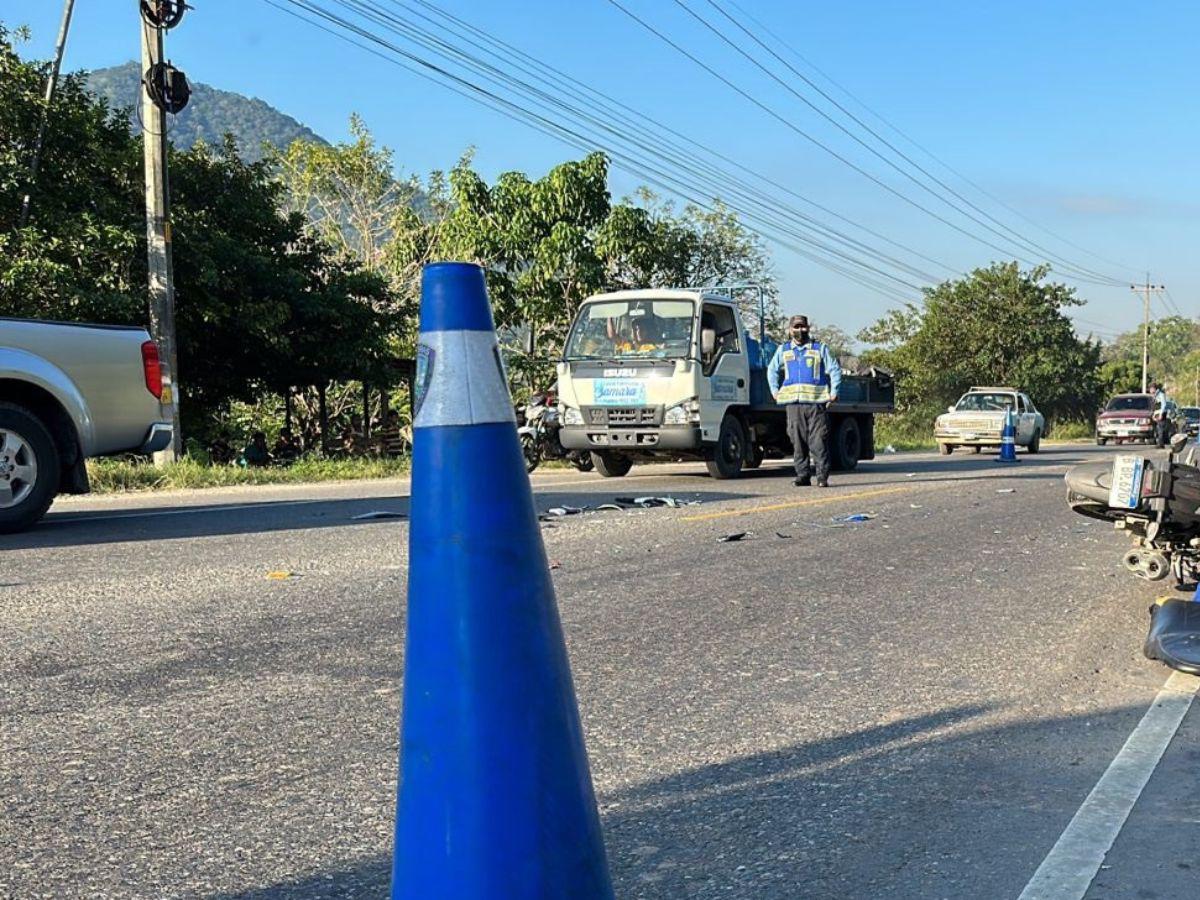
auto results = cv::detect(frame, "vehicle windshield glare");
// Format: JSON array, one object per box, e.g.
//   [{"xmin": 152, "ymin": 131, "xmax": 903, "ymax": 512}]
[
  {"xmin": 1105, "ymin": 395, "xmax": 1152, "ymax": 412},
  {"xmin": 955, "ymin": 392, "xmax": 1016, "ymax": 412},
  {"xmin": 564, "ymin": 299, "xmax": 695, "ymax": 360}
]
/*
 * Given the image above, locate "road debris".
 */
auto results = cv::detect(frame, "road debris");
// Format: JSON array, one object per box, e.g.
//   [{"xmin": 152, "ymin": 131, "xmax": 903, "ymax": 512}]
[
  {"xmin": 549, "ymin": 559, "xmax": 562, "ymax": 570},
  {"xmin": 545, "ymin": 506, "xmax": 586, "ymax": 517},
  {"xmin": 266, "ymin": 571, "xmax": 300, "ymax": 580},
  {"xmin": 996, "ymin": 488, "xmax": 1016, "ymax": 494},
  {"xmin": 834, "ymin": 513, "xmax": 876, "ymax": 524},
  {"xmin": 910, "ymin": 503, "xmax": 923, "ymax": 509},
  {"xmin": 352, "ymin": 510, "xmax": 407, "ymax": 520},
  {"xmin": 775, "ymin": 531, "xmax": 792, "ymax": 539},
  {"xmin": 616, "ymin": 496, "xmax": 700, "ymax": 508},
  {"xmin": 718, "ymin": 532, "xmax": 750, "ymax": 542}
]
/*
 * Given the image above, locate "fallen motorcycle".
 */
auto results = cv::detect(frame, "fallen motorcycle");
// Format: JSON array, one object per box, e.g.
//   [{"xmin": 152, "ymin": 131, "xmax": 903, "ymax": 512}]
[
  {"xmin": 517, "ymin": 392, "xmax": 594, "ymax": 474},
  {"xmin": 1064, "ymin": 432, "xmax": 1200, "ymax": 672}
]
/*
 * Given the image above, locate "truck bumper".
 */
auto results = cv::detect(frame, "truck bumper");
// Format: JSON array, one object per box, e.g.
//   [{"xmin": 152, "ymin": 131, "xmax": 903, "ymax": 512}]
[
  {"xmin": 560, "ymin": 425, "xmax": 701, "ymax": 452},
  {"xmin": 139, "ymin": 422, "xmax": 174, "ymax": 454},
  {"xmin": 1096, "ymin": 425, "xmax": 1153, "ymax": 440},
  {"xmin": 935, "ymin": 430, "xmax": 1002, "ymax": 445}
]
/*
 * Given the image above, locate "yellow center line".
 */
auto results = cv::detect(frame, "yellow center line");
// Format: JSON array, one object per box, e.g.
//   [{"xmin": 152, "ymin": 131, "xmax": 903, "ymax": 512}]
[{"xmin": 680, "ymin": 485, "xmax": 917, "ymax": 522}]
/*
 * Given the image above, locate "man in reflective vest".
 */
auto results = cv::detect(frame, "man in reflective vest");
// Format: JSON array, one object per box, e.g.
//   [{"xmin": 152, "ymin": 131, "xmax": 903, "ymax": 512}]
[{"xmin": 767, "ymin": 315, "xmax": 843, "ymax": 487}]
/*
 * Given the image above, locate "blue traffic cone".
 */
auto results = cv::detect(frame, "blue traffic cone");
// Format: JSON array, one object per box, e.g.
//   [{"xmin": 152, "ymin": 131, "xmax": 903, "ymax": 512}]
[
  {"xmin": 391, "ymin": 262, "xmax": 613, "ymax": 899},
  {"xmin": 997, "ymin": 408, "xmax": 1020, "ymax": 463}
]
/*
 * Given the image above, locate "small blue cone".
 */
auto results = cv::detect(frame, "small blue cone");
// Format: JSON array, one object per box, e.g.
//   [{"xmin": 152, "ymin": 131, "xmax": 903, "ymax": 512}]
[
  {"xmin": 997, "ymin": 408, "xmax": 1020, "ymax": 464},
  {"xmin": 391, "ymin": 262, "xmax": 613, "ymax": 899}
]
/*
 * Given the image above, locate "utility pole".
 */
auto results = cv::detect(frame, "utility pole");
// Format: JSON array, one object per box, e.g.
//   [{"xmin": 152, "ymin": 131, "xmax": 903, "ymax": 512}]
[
  {"xmin": 1131, "ymin": 276, "xmax": 1166, "ymax": 394},
  {"xmin": 140, "ymin": 2, "xmax": 190, "ymax": 462},
  {"xmin": 19, "ymin": 0, "xmax": 75, "ymax": 227}
]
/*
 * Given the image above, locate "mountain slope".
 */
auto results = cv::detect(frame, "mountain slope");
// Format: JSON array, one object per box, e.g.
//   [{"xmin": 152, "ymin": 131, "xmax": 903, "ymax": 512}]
[{"xmin": 86, "ymin": 62, "xmax": 326, "ymax": 161}]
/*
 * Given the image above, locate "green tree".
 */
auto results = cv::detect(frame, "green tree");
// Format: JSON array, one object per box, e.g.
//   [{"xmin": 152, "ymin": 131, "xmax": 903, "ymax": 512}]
[
  {"xmin": 1097, "ymin": 358, "xmax": 1143, "ymax": 400},
  {"xmin": 859, "ymin": 262, "xmax": 1102, "ymax": 423}
]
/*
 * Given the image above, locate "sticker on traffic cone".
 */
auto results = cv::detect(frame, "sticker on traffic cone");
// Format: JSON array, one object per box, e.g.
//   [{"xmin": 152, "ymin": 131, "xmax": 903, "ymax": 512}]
[
  {"xmin": 997, "ymin": 408, "xmax": 1020, "ymax": 464},
  {"xmin": 391, "ymin": 262, "xmax": 613, "ymax": 899}
]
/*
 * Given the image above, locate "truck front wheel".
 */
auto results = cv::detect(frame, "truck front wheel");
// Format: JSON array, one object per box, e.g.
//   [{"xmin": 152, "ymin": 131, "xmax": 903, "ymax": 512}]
[
  {"xmin": 0, "ymin": 402, "xmax": 60, "ymax": 534},
  {"xmin": 591, "ymin": 451, "xmax": 633, "ymax": 478},
  {"xmin": 706, "ymin": 415, "xmax": 746, "ymax": 479}
]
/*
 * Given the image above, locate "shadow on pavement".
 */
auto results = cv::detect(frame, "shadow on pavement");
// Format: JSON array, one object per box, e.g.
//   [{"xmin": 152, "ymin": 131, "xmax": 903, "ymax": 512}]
[
  {"xmin": 10, "ymin": 489, "xmax": 753, "ymax": 551},
  {"xmin": 205, "ymin": 700, "xmax": 1161, "ymax": 900}
]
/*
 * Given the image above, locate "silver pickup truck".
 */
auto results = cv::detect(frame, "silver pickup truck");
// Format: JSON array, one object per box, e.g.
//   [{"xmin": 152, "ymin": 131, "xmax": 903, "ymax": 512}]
[{"xmin": 0, "ymin": 317, "xmax": 173, "ymax": 532}]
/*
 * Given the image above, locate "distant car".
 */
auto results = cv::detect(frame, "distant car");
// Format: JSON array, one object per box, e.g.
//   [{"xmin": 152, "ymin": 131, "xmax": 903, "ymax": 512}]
[
  {"xmin": 1095, "ymin": 393, "xmax": 1173, "ymax": 445},
  {"xmin": 934, "ymin": 386, "xmax": 1045, "ymax": 455},
  {"xmin": 1181, "ymin": 406, "xmax": 1200, "ymax": 437}
]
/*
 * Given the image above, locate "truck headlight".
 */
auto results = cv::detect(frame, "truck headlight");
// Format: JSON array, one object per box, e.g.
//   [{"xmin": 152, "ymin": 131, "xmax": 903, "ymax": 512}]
[
  {"xmin": 562, "ymin": 405, "xmax": 583, "ymax": 426},
  {"xmin": 665, "ymin": 399, "xmax": 700, "ymax": 425}
]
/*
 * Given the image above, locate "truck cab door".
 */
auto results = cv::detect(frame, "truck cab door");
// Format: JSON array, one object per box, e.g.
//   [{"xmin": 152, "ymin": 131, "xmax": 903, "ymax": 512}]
[
  {"xmin": 699, "ymin": 303, "xmax": 749, "ymax": 443},
  {"xmin": 1015, "ymin": 395, "xmax": 1035, "ymax": 443}
]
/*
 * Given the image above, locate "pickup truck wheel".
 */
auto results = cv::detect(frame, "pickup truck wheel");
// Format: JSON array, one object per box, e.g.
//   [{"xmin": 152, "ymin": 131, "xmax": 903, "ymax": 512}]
[
  {"xmin": 591, "ymin": 451, "xmax": 632, "ymax": 478},
  {"xmin": 705, "ymin": 415, "xmax": 746, "ymax": 479},
  {"xmin": 1027, "ymin": 429, "xmax": 1041, "ymax": 454},
  {"xmin": 938, "ymin": 442, "xmax": 954, "ymax": 455},
  {"xmin": 1096, "ymin": 437, "xmax": 1107, "ymax": 446},
  {"xmin": 0, "ymin": 403, "xmax": 60, "ymax": 534},
  {"xmin": 831, "ymin": 417, "xmax": 862, "ymax": 471}
]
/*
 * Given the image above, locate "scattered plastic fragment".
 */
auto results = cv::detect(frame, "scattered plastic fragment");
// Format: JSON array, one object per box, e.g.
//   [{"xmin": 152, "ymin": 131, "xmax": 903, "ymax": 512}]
[
  {"xmin": 549, "ymin": 560, "xmax": 562, "ymax": 570},
  {"xmin": 352, "ymin": 510, "xmax": 407, "ymax": 520},
  {"xmin": 595, "ymin": 503, "xmax": 625, "ymax": 512},
  {"xmin": 834, "ymin": 513, "xmax": 876, "ymax": 523},
  {"xmin": 775, "ymin": 532, "xmax": 792, "ymax": 539},
  {"xmin": 910, "ymin": 503, "xmax": 923, "ymax": 509},
  {"xmin": 996, "ymin": 488, "xmax": 1016, "ymax": 494},
  {"xmin": 718, "ymin": 532, "xmax": 749, "ymax": 542},
  {"xmin": 266, "ymin": 571, "xmax": 299, "ymax": 580},
  {"xmin": 546, "ymin": 506, "xmax": 586, "ymax": 516}
]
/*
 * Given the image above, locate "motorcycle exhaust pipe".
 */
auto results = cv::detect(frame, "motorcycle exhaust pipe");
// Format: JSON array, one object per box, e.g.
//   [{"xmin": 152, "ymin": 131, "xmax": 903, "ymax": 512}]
[{"xmin": 1124, "ymin": 549, "xmax": 1170, "ymax": 581}]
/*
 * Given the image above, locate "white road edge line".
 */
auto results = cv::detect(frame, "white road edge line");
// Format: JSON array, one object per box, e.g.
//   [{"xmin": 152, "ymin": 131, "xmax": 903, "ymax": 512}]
[{"xmin": 1017, "ymin": 670, "xmax": 1200, "ymax": 900}]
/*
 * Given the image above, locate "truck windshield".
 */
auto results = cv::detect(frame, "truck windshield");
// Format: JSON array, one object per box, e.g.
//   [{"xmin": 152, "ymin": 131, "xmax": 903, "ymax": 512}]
[
  {"xmin": 564, "ymin": 299, "xmax": 695, "ymax": 360},
  {"xmin": 955, "ymin": 392, "xmax": 1016, "ymax": 412},
  {"xmin": 1106, "ymin": 396, "xmax": 1152, "ymax": 412}
]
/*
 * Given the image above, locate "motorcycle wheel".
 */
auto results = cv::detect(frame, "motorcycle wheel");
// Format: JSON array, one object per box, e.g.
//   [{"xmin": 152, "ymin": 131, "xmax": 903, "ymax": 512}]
[{"xmin": 520, "ymin": 433, "xmax": 540, "ymax": 473}]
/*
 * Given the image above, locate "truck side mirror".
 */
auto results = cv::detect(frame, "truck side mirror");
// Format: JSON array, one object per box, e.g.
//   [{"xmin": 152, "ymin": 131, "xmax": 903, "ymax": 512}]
[{"xmin": 701, "ymin": 327, "xmax": 716, "ymax": 357}]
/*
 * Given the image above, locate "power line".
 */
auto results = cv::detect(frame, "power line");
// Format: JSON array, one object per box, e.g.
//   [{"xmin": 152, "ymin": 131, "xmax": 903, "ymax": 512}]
[
  {"xmin": 720, "ymin": 0, "xmax": 1139, "ymax": 276},
  {"xmin": 604, "ymin": 0, "xmax": 1125, "ymax": 288},
  {"xmin": 264, "ymin": 0, "xmax": 924, "ymax": 300},
  {"xmin": 400, "ymin": 0, "xmax": 958, "ymax": 280},
  {"xmin": 695, "ymin": 0, "xmax": 1131, "ymax": 288}
]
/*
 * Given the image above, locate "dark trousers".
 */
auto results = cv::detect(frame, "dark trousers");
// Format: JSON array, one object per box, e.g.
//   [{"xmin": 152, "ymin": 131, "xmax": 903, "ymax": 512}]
[
  {"xmin": 1155, "ymin": 417, "xmax": 1170, "ymax": 448},
  {"xmin": 786, "ymin": 403, "xmax": 830, "ymax": 480}
]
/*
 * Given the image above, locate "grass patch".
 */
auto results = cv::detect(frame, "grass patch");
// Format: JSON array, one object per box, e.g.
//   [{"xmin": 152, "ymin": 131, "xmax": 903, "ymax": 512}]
[
  {"xmin": 1046, "ymin": 418, "xmax": 1094, "ymax": 441},
  {"xmin": 87, "ymin": 455, "xmax": 410, "ymax": 494},
  {"xmin": 873, "ymin": 417, "xmax": 937, "ymax": 451}
]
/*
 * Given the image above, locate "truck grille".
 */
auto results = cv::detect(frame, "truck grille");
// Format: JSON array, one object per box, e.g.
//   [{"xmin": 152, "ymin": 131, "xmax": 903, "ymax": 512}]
[{"xmin": 585, "ymin": 406, "xmax": 659, "ymax": 426}]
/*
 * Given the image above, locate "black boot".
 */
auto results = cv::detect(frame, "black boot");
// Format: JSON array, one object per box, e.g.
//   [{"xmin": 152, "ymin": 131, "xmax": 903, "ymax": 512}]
[
  {"xmin": 816, "ymin": 477, "xmax": 829, "ymax": 488},
  {"xmin": 794, "ymin": 475, "xmax": 811, "ymax": 487}
]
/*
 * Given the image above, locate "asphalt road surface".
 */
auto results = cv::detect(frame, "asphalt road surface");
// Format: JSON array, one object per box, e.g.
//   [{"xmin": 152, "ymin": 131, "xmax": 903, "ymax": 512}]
[{"xmin": 3, "ymin": 444, "xmax": 1199, "ymax": 899}]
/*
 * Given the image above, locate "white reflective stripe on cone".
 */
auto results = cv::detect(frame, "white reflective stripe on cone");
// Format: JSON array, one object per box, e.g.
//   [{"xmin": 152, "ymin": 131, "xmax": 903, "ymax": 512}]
[{"xmin": 414, "ymin": 330, "xmax": 517, "ymax": 429}]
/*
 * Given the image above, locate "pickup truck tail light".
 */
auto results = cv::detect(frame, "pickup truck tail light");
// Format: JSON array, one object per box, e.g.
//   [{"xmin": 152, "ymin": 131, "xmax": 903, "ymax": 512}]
[{"xmin": 141, "ymin": 340, "xmax": 163, "ymax": 399}]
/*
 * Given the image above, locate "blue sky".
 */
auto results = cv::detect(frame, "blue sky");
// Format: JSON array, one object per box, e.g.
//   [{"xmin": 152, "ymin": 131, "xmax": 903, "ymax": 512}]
[{"xmin": 7, "ymin": 0, "xmax": 1197, "ymax": 341}]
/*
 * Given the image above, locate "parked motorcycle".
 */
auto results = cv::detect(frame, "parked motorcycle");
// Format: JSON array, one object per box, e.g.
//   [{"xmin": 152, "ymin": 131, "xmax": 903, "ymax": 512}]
[
  {"xmin": 1065, "ymin": 433, "xmax": 1200, "ymax": 672},
  {"xmin": 517, "ymin": 391, "xmax": 594, "ymax": 474},
  {"xmin": 1065, "ymin": 433, "xmax": 1200, "ymax": 584}
]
